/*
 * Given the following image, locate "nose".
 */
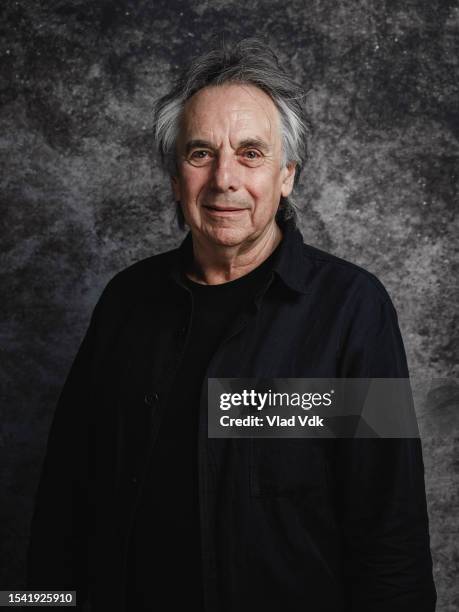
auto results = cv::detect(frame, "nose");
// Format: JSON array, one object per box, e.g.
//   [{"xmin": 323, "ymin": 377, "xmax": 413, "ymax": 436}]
[{"xmin": 210, "ymin": 150, "xmax": 242, "ymax": 192}]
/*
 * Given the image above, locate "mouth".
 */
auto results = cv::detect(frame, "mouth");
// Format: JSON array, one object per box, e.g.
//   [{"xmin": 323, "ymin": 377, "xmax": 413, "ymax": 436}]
[{"xmin": 204, "ymin": 205, "xmax": 247, "ymax": 214}]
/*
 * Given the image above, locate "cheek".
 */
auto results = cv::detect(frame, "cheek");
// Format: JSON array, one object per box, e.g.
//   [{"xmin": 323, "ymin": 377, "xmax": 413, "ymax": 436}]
[
  {"xmin": 181, "ymin": 169, "xmax": 208, "ymax": 198},
  {"xmin": 247, "ymin": 171, "xmax": 281, "ymax": 210}
]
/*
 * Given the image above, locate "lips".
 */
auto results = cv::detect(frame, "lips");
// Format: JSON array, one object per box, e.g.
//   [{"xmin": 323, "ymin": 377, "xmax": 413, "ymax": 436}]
[{"xmin": 204, "ymin": 205, "xmax": 246, "ymax": 212}]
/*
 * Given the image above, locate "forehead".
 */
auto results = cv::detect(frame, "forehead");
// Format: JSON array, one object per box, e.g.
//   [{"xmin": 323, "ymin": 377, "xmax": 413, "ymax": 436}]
[{"xmin": 177, "ymin": 83, "xmax": 281, "ymax": 146}]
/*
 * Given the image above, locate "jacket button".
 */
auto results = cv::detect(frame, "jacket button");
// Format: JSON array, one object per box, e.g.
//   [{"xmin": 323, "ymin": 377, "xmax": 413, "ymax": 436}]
[{"xmin": 144, "ymin": 392, "xmax": 159, "ymax": 406}]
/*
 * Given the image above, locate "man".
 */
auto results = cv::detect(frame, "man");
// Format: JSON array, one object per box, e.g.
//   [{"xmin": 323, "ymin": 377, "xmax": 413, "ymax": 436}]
[{"xmin": 27, "ymin": 38, "xmax": 436, "ymax": 611}]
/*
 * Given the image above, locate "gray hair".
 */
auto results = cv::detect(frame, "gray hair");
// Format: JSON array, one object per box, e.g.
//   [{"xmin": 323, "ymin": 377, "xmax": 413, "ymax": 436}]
[{"xmin": 152, "ymin": 37, "xmax": 311, "ymax": 230}]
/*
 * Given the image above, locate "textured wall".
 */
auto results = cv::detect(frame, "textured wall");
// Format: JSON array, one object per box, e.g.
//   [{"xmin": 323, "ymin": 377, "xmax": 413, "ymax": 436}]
[{"xmin": 1, "ymin": 0, "xmax": 458, "ymax": 608}]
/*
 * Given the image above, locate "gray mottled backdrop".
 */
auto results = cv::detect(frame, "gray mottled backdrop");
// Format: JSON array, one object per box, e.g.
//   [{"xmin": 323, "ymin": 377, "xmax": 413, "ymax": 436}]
[{"xmin": 1, "ymin": 0, "xmax": 458, "ymax": 609}]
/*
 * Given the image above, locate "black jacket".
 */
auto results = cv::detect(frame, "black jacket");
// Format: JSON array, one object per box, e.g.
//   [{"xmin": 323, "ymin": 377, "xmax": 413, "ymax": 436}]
[{"xmin": 27, "ymin": 218, "xmax": 436, "ymax": 611}]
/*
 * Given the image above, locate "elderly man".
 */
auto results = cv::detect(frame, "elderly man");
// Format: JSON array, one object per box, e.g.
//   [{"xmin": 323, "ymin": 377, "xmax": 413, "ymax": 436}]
[{"xmin": 27, "ymin": 39, "xmax": 436, "ymax": 611}]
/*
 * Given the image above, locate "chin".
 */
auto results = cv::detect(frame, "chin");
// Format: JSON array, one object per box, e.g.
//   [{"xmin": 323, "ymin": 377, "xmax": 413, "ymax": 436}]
[{"xmin": 204, "ymin": 226, "xmax": 250, "ymax": 247}]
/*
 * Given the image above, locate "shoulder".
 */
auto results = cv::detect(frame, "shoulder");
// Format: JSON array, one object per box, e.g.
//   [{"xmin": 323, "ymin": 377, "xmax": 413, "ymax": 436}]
[
  {"xmin": 297, "ymin": 243, "xmax": 408, "ymax": 376},
  {"xmin": 93, "ymin": 246, "xmax": 180, "ymax": 315},
  {"xmin": 300, "ymin": 241, "xmax": 398, "ymax": 314}
]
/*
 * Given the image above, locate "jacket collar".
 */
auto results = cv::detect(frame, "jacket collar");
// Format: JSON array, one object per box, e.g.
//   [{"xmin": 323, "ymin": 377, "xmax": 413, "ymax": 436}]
[{"xmin": 167, "ymin": 216, "xmax": 310, "ymax": 297}]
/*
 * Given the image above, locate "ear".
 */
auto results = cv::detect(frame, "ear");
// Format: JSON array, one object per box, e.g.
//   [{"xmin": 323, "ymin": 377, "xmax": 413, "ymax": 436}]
[
  {"xmin": 171, "ymin": 175, "xmax": 181, "ymax": 201},
  {"xmin": 280, "ymin": 162, "xmax": 297, "ymax": 198}
]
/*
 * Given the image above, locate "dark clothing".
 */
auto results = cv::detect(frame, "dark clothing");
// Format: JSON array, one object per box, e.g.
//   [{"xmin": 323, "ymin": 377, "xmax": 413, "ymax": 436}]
[
  {"xmin": 27, "ymin": 218, "xmax": 436, "ymax": 612},
  {"xmin": 126, "ymin": 245, "xmax": 279, "ymax": 610}
]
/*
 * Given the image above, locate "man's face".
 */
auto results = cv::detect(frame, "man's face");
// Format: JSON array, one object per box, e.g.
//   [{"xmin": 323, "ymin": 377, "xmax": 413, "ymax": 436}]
[{"xmin": 172, "ymin": 83, "xmax": 296, "ymax": 248}]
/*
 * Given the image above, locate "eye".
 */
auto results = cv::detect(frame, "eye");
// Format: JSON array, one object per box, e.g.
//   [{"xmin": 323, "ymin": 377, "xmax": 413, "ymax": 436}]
[
  {"xmin": 191, "ymin": 150, "xmax": 209, "ymax": 158},
  {"xmin": 188, "ymin": 150, "xmax": 213, "ymax": 166},
  {"xmin": 241, "ymin": 149, "xmax": 263, "ymax": 166}
]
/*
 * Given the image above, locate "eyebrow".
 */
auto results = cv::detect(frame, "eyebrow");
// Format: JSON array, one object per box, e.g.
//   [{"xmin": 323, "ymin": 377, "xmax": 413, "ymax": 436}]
[{"xmin": 184, "ymin": 138, "xmax": 271, "ymax": 155}]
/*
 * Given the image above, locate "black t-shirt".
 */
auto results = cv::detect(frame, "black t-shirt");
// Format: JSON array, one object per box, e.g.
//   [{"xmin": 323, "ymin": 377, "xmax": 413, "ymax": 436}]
[{"xmin": 126, "ymin": 244, "xmax": 280, "ymax": 610}]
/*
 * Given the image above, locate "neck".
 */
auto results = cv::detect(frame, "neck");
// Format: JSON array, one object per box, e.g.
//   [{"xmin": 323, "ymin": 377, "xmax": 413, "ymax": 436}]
[{"xmin": 186, "ymin": 222, "xmax": 282, "ymax": 285}]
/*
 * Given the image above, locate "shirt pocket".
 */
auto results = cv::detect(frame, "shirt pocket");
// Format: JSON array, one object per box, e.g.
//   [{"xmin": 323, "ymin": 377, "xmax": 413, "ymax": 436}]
[{"xmin": 250, "ymin": 438, "xmax": 328, "ymax": 498}]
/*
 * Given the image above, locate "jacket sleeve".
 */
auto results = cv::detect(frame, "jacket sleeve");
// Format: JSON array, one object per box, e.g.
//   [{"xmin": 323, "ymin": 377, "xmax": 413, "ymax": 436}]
[
  {"xmin": 25, "ymin": 295, "xmax": 103, "ymax": 608},
  {"xmin": 334, "ymin": 279, "xmax": 437, "ymax": 611}
]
